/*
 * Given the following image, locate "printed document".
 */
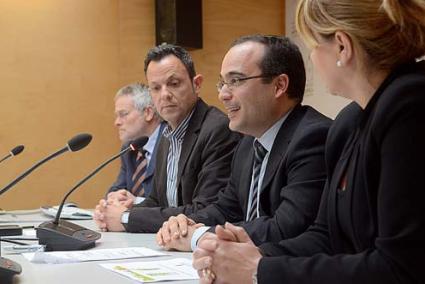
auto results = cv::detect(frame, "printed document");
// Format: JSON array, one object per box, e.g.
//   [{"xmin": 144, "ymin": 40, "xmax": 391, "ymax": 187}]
[
  {"xmin": 100, "ymin": 258, "xmax": 199, "ymax": 282},
  {"xmin": 22, "ymin": 247, "xmax": 166, "ymax": 264}
]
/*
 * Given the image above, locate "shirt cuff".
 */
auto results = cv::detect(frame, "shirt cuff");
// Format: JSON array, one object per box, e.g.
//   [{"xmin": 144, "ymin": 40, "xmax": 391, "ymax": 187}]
[
  {"xmin": 121, "ymin": 211, "xmax": 130, "ymax": 224},
  {"xmin": 134, "ymin": 197, "xmax": 145, "ymax": 204},
  {"xmin": 191, "ymin": 226, "xmax": 210, "ymax": 252}
]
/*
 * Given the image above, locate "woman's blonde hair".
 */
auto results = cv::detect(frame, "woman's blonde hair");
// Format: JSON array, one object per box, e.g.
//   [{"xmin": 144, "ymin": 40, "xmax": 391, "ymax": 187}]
[{"xmin": 296, "ymin": 0, "xmax": 425, "ymax": 70}]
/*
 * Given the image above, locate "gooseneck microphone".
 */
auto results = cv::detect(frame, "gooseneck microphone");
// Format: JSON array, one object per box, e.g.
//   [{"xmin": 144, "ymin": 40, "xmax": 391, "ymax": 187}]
[
  {"xmin": 37, "ymin": 136, "xmax": 148, "ymax": 251},
  {"xmin": 53, "ymin": 136, "xmax": 148, "ymax": 225},
  {"xmin": 10, "ymin": 145, "xmax": 25, "ymax": 156},
  {"xmin": 0, "ymin": 145, "xmax": 25, "ymax": 164},
  {"xmin": 0, "ymin": 135, "xmax": 90, "ymax": 282},
  {"xmin": 0, "ymin": 134, "xmax": 92, "ymax": 196}
]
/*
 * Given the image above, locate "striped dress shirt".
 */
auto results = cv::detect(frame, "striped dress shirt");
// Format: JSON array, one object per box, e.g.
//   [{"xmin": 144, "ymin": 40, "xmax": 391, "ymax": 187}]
[{"xmin": 162, "ymin": 110, "xmax": 194, "ymax": 207}]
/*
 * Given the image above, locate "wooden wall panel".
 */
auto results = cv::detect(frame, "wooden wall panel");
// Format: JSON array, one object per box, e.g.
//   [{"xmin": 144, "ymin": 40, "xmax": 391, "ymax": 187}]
[
  {"xmin": 194, "ymin": 0, "xmax": 285, "ymax": 107},
  {"xmin": 0, "ymin": 0, "xmax": 284, "ymax": 210},
  {"xmin": 118, "ymin": 0, "xmax": 155, "ymax": 85},
  {"xmin": 0, "ymin": 0, "xmax": 121, "ymax": 210}
]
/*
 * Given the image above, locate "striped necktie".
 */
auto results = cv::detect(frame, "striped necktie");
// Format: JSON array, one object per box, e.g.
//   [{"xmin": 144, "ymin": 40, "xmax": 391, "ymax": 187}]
[
  {"xmin": 247, "ymin": 140, "xmax": 268, "ymax": 222},
  {"xmin": 130, "ymin": 150, "xmax": 147, "ymax": 196}
]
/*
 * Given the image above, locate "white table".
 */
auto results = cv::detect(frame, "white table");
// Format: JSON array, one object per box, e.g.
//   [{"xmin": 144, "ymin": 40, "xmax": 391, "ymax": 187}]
[{"xmin": 1, "ymin": 213, "xmax": 197, "ymax": 284}]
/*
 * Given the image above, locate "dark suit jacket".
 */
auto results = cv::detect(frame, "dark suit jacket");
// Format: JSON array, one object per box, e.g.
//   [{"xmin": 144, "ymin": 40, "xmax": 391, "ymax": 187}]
[
  {"xmin": 190, "ymin": 105, "xmax": 331, "ymax": 244},
  {"xmin": 258, "ymin": 61, "xmax": 425, "ymax": 284},
  {"xmin": 125, "ymin": 98, "xmax": 241, "ymax": 232},
  {"xmin": 108, "ymin": 122, "xmax": 166, "ymax": 197}
]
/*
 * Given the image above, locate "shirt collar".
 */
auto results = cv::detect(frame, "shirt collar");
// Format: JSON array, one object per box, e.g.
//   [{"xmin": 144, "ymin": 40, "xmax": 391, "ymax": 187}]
[
  {"xmin": 163, "ymin": 108, "xmax": 195, "ymax": 141},
  {"xmin": 255, "ymin": 109, "xmax": 293, "ymax": 152}
]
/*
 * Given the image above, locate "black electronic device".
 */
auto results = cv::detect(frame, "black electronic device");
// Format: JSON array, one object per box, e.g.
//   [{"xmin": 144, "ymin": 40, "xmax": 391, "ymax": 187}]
[
  {"xmin": 37, "ymin": 136, "xmax": 148, "ymax": 251},
  {"xmin": 36, "ymin": 219, "xmax": 100, "ymax": 251},
  {"xmin": 0, "ymin": 225, "xmax": 22, "ymax": 237},
  {"xmin": 0, "ymin": 256, "xmax": 22, "ymax": 283},
  {"xmin": 155, "ymin": 0, "xmax": 203, "ymax": 49},
  {"xmin": 0, "ymin": 230, "xmax": 23, "ymax": 283},
  {"xmin": 0, "ymin": 145, "xmax": 24, "ymax": 164}
]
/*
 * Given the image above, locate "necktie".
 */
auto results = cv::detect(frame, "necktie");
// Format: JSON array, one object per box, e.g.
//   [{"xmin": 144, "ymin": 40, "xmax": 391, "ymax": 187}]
[
  {"xmin": 247, "ymin": 140, "xmax": 268, "ymax": 221},
  {"xmin": 130, "ymin": 150, "xmax": 147, "ymax": 196}
]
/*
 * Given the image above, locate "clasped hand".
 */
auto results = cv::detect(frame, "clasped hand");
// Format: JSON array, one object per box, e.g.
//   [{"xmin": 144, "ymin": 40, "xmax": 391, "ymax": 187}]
[
  {"xmin": 93, "ymin": 189, "xmax": 134, "ymax": 232},
  {"xmin": 192, "ymin": 222, "xmax": 262, "ymax": 284},
  {"xmin": 156, "ymin": 214, "xmax": 204, "ymax": 251}
]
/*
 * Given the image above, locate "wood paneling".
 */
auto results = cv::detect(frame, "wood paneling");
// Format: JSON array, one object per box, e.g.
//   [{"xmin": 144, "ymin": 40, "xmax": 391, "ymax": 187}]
[
  {"xmin": 0, "ymin": 0, "xmax": 284, "ymax": 210},
  {"xmin": 0, "ymin": 0, "xmax": 121, "ymax": 210},
  {"xmin": 194, "ymin": 0, "xmax": 285, "ymax": 107}
]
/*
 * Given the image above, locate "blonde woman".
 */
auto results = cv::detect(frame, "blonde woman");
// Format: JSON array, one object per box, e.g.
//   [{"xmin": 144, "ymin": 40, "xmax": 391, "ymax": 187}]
[{"xmin": 193, "ymin": 0, "xmax": 425, "ymax": 283}]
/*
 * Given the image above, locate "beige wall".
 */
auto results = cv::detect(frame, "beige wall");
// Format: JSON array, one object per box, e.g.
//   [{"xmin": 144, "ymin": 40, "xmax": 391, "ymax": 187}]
[
  {"xmin": 0, "ymin": 0, "xmax": 284, "ymax": 210},
  {"xmin": 0, "ymin": 0, "xmax": 122, "ymax": 210},
  {"xmin": 119, "ymin": 0, "xmax": 285, "ymax": 106}
]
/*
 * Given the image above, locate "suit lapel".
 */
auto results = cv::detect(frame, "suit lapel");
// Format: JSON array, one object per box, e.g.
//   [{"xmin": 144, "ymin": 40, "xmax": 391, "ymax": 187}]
[
  {"xmin": 176, "ymin": 99, "xmax": 208, "ymax": 187},
  {"xmin": 145, "ymin": 161, "xmax": 154, "ymax": 180},
  {"xmin": 145, "ymin": 122, "xmax": 166, "ymax": 179},
  {"xmin": 241, "ymin": 139, "xmax": 256, "ymax": 216},
  {"xmin": 260, "ymin": 105, "xmax": 306, "ymax": 192},
  {"xmin": 328, "ymin": 128, "xmax": 358, "ymax": 252},
  {"xmin": 156, "ymin": 135, "xmax": 170, "ymax": 206}
]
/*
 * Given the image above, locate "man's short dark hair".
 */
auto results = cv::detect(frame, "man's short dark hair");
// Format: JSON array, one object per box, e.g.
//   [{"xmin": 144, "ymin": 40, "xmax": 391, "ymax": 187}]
[
  {"xmin": 231, "ymin": 35, "xmax": 306, "ymax": 102},
  {"xmin": 144, "ymin": 44, "xmax": 196, "ymax": 80}
]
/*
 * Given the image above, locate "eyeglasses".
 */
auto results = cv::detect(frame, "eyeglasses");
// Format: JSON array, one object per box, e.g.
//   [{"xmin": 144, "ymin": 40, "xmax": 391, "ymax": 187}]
[
  {"xmin": 216, "ymin": 75, "xmax": 275, "ymax": 92},
  {"xmin": 115, "ymin": 110, "xmax": 133, "ymax": 120}
]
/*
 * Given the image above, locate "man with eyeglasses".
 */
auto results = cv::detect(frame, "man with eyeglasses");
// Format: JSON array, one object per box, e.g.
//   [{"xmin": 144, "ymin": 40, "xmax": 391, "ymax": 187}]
[
  {"xmin": 94, "ymin": 44, "xmax": 241, "ymax": 232},
  {"xmin": 102, "ymin": 83, "xmax": 165, "ymax": 205},
  {"xmin": 155, "ymin": 35, "xmax": 332, "ymax": 253}
]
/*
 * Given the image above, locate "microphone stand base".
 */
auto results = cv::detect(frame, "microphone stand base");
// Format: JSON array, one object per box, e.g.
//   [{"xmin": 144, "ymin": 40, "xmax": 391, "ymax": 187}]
[
  {"xmin": 0, "ymin": 257, "xmax": 22, "ymax": 284},
  {"xmin": 36, "ymin": 219, "xmax": 101, "ymax": 251}
]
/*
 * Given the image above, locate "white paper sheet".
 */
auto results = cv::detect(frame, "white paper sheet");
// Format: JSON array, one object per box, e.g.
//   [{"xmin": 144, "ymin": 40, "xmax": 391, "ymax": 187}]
[
  {"xmin": 22, "ymin": 247, "xmax": 167, "ymax": 264},
  {"xmin": 40, "ymin": 206, "xmax": 93, "ymax": 220},
  {"xmin": 100, "ymin": 258, "xmax": 199, "ymax": 282}
]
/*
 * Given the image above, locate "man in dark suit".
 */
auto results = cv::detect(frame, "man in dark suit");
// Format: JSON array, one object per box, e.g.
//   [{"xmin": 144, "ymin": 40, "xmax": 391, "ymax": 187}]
[
  {"xmin": 94, "ymin": 44, "xmax": 240, "ymax": 232},
  {"xmin": 106, "ymin": 83, "xmax": 165, "ymax": 204},
  {"xmin": 155, "ymin": 35, "xmax": 331, "ymax": 252}
]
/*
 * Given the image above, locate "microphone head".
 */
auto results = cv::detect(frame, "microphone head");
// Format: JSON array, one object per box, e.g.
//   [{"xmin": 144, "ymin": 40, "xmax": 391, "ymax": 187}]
[
  {"xmin": 11, "ymin": 145, "xmax": 25, "ymax": 156},
  {"xmin": 67, "ymin": 133, "xmax": 92, "ymax": 152},
  {"xmin": 129, "ymin": 136, "xmax": 149, "ymax": 152}
]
